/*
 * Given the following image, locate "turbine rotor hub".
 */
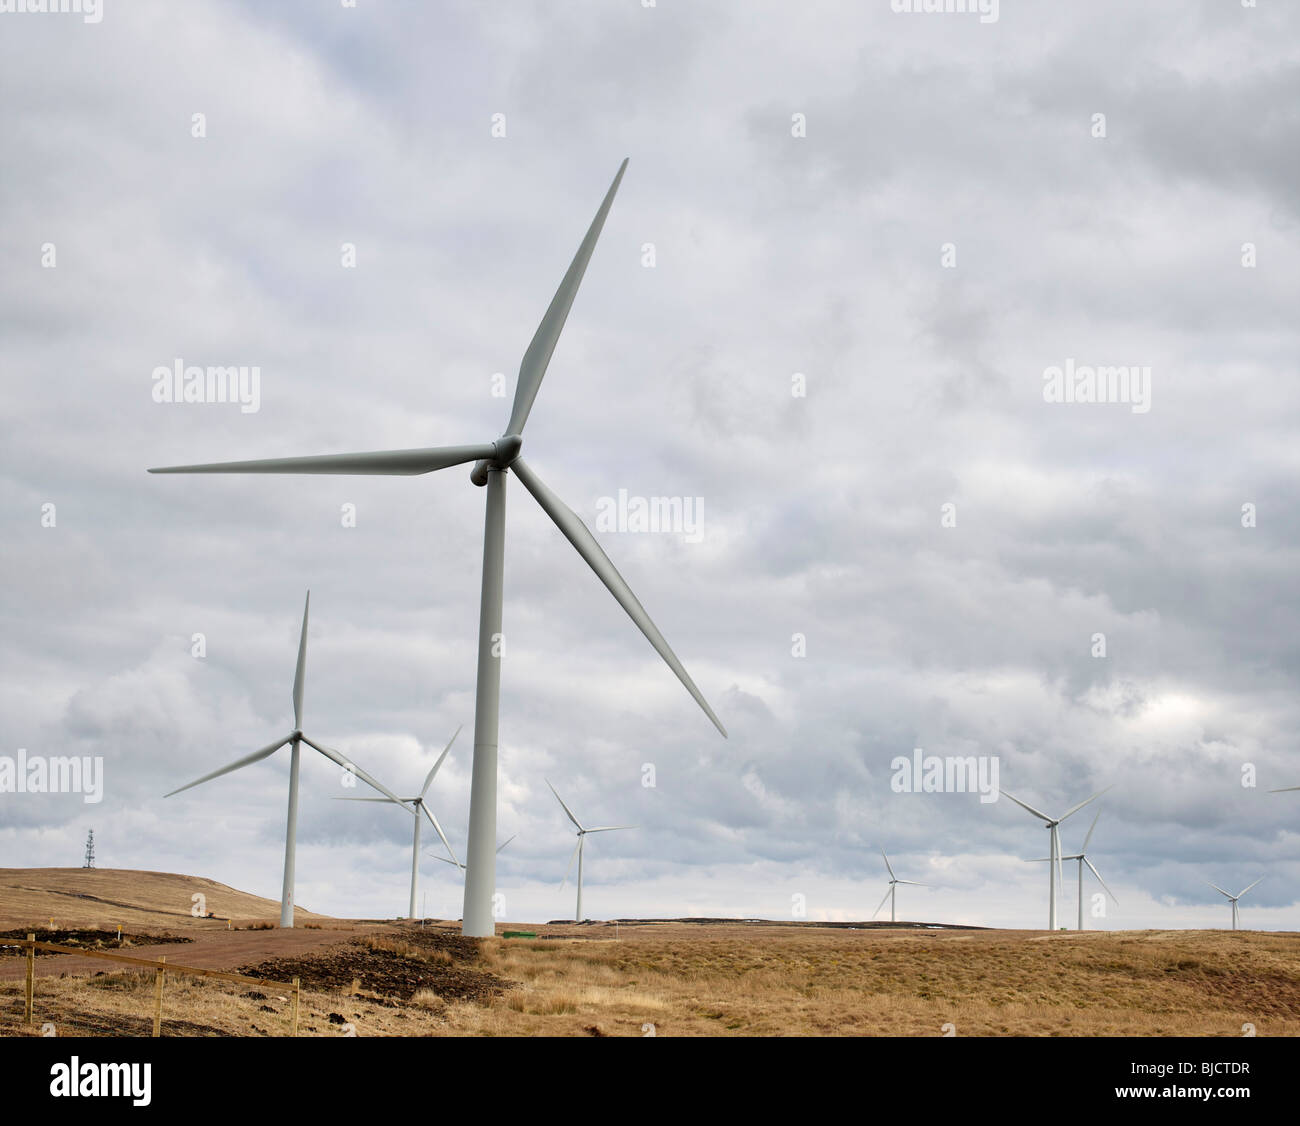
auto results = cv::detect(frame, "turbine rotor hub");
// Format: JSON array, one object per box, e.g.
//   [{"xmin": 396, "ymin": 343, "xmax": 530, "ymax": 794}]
[{"xmin": 469, "ymin": 434, "xmax": 524, "ymax": 486}]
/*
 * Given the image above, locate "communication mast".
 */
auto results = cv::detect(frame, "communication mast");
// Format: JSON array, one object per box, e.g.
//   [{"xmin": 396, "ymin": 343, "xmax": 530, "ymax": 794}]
[{"xmin": 83, "ymin": 829, "xmax": 95, "ymax": 869}]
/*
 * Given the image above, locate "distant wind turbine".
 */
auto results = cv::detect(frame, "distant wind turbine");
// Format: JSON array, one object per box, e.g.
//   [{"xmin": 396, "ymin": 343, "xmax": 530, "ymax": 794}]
[
  {"xmin": 431, "ymin": 835, "xmax": 516, "ymax": 873},
  {"xmin": 149, "ymin": 159, "xmax": 727, "ymax": 937},
  {"xmin": 1029, "ymin": 810, "xmax": 1117, "ymax": 931},
  {"xmin": 164, "ymin": 592, "xmax": 409, "ymax": 927},
  {"xmin": 334, "ymin": 726, "xmax": 462, "ymax": 918},
  {"xmin": 547, "ymin": 780, "xmax": 634, "ymax": 922},
  {"xmin": 1207, "ymin": 878, "xmax": 1262, "ymax": 930},
  {"xmin": 872, "ymin": 849, "xmax": 927, "ymax": 924},
  {"xmin": 1001, "ymin": 786, "xmax": 1109, "ymax": 930}
]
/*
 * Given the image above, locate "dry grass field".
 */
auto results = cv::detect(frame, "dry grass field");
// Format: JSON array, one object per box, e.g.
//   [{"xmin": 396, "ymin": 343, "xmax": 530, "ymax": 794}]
[{"xmin": 2, "ymin": 869, "xmax": 1298, "ymax": 1037}]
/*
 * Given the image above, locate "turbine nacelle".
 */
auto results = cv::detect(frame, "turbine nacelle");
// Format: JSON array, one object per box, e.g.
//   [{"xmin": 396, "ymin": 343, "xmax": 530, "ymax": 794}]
[{"xmin": 469, "ymin": 434, "xmax": 524, "ymax": 486}]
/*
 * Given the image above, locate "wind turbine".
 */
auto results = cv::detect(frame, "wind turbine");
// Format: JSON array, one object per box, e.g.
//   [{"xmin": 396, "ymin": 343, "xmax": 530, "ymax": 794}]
[
  {"xmin": 164, "ymin": 591, "xmax": 410, "ymax": 927},
  {"xmin": 333, "ymin": 726, "xmax": 462, "ymax": 919},
  {"xmin": 872, "ymin": 849, "xmax": 927, "ymax": 924},
  {"xmin": 1000, "ymin": 786, "xmax": 1108, "ymax": 930},
  {"xmin": 547, "ymin": 780, "xmax": 634, "ymax": 923},
  {"xmin": 1029, "ymin": 810, "xmax": 1118, "ymax": 930},
  {"xmin": 1207, "ymin": 878, "xmax": 1262, "ymax": 930},
  {"xmin": 148, "ymin": 159, "xmax": 726, "ymax": 937}
]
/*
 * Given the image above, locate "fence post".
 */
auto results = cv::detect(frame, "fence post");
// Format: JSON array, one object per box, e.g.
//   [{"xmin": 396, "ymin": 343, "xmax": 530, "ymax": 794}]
[
  {"xmin": 25, "ymin": 934, "xmax": 35, "ymax": 1025},
  {"xmin": 16, "ymin": 940, "xmax": 300, "ymax": 1037},
  {"xmin": 153, "ymin": 956, "xmax": 166, "ymax": 1037}
]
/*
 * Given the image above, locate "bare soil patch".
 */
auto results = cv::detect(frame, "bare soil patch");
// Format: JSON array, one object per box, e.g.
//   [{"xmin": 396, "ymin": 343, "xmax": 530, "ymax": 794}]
[
  {"xmin": 0, "ymin": 928, "xmax": 193, "ymax": 957},
  {"xmin": 237, "ymin": 939, "xmax": 512, "ymax": 1006}
]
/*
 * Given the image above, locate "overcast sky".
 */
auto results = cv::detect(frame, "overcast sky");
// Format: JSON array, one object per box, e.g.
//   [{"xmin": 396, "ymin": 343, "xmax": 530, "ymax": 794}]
[{"xmin": 2, "ymin": 0, "xmax": 1299, "ymax": 931}]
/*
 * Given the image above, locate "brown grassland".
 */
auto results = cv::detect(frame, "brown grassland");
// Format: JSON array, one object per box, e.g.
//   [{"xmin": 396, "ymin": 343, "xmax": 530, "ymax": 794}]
[{"xmin": 2, "ymin": 869, "xmax": 1298, "ymax": 1037}]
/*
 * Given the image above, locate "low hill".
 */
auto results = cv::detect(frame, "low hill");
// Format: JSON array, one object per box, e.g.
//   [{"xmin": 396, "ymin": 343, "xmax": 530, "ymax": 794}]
[{"xmin": 0, "ymin": 868, "xmax": 333, "ymax": 931}]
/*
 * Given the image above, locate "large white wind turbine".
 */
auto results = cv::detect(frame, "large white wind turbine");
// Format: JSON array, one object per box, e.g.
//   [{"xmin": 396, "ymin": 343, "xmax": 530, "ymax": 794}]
[
  {"xmin": 547, "ymin": 780, "xmax": 633, "ymax": 923},
  {"xmin": 872, "ymin": 848, "xmax": 927, "ymax": 924},
  {"xmin": 333, "ymin": 726, "xmax": 462, "ymax": 918},
  {"xmin": 1001, "ymin": 786, "xmax": 1108, "ymax": 930},
  {"xmin": 164, "ymin": 592, "xmax": 410, "ymax": 927},
  {"xmin": 1029, "ymin": 810, "xmax": 1118, "ymax": 931},
  {"xmin": 1207, "ymin": 878, "xmax": 1262, "ymax": 930},
  {"xmin": 149, "ymin": 160, "xmax": 726, "ymax": 936}
]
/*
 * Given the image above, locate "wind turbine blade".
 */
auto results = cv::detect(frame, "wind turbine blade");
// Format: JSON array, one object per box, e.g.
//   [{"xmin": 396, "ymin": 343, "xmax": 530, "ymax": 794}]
[
  {"xmin": 506, "ymin": 158, "xmax": 628, "ymax": 437},
  {"xmin": 149, "ymin": 443, "xmax": 498, "ymax": 476},
  {"xmin": 292, "ymin": 591, "xmax": 309, "ymax": 730},
  {"xmin": 880, "ymin": 848, "xmax": 897, "ymax": 881},
  {"xmin": 1081, "ymin": 809, "xmax": 1101, "ymax": 853},
  {"xmin": 546, "ymin": 779, "xmax": 585, "ymax": 832},
  {"xmin": 1206, "ymin": 882, "xmax": 1233, "ymax": 899},
  {"xmin": 1083, "ymin": 858, "xmax": 1118, "ymax": 905},
  {"xmin": 164, "ymin": 735, "xmax": 291, "ymax": 797},
  {"xmin": 584, "ymin": 825, "xmax": 636, "ymax": 833},
  {"xmin": 299, "ymin": 735, "xmax": 411, "ymax": 808},
  {"xmin": 513, "ymin": 456, "xmax": 727, "ymax": 737},
  {"xmin": 1059, "ymin": 787, "xmax": 1111, "ymax": 823},
  {"xmin": 496, "ymin": 834, "xmax": 517, "ymax": 854},
  {"xmin": 871, "ymin": 887, "xmax": 892, "ymax": 919},
  {"xmin": 1269, "ymin": 785, "xmax": 1300, "ymax": 792},
  {"xmin": 998, "ymin": 790, "xmax": 1052, "ymax": 822},
  {"xmin": 896, "ymin": 880, "xmax": 927, "ymax": 886},
  {"xmin": 559, "ymin": 839, "xmax": 581, "ymax": 890},
  {"xmin": 1237, "ymin": 878, "xmax": 1263, "ymax": 899},
  {"xmin": 421, "ymin": 725, "xmax": 462, "ymax": 798},
  {"xmin": 330, "ymin": 796, "xmax": 400, "ymax": 803},
  {"xmin": 421, "ymin": 804, "xmax": 459, "ymax": 868}
]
